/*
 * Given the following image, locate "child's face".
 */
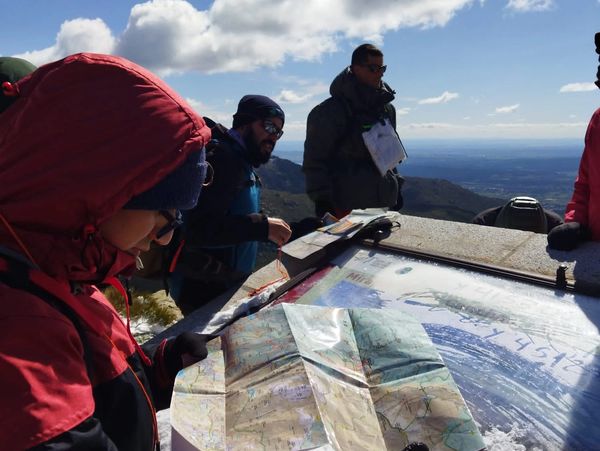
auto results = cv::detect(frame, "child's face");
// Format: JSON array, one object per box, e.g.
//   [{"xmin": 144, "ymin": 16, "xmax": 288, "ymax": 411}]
[{"xmin": 98, "ymin": 209, "xmax": 176, "ymax": 257}]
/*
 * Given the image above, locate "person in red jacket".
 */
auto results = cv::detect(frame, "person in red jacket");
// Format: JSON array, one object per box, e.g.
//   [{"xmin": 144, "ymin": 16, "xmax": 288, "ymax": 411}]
[
  {"xmin": 548, "ymin": 32, "xmax": 600, "ymax": 251},
  {"xmin": 0, "ymin": 53, "xmax": 212, "ymax": 450}
]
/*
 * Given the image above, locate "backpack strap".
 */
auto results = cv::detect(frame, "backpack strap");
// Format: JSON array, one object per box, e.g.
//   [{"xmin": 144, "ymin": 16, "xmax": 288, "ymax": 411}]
[
  {"xmin": 242, "ymin": 171, "xmax": 261, "ymax": 189},
  {"xmin": 0, "ymin": 253, "xmax": 96, "ymax": 382},
  {"xmin": 204, "ymin": 126, "xmax": 261, "ymax": 193},
  {"xmin": 383, "ymin": 103, "xmax": 396, "ymax": 128}
]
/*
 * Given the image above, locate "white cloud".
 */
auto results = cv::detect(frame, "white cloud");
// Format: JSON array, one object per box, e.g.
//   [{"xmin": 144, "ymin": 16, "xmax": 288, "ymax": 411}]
[
  {"xmin": 559, "ymin": 82, "xmax": 597, "ymax": 93},
  {"xmin": 404, "ymin": 122, "xmax": 455, "ymax": 129},
  {"xmin": 276, "ymin": 90, "xmax": 313, "ymax": 104},
  {"xmin": 418, "ymin": 91, "xmax": 459, "ymax": 105},
  {"xmin": 495, "ymin": 103, "xmax": 520, "ymax": 114},
  {"xmin": 396, "ymin": 107, "xmax": 411, "ymax": 115},
  {"xmin": 506, "ymin": 0, "xmax": 554, "ymax": 12},
  {"xmin": 15, "ymin": 0, "xmax": 478, "ymax": 74},
  {"xmin": 15, "ymin": 18, "xmax": 116, "ymax": 66},
  {"xmin": 185, "ymin": 97, "xmax": 232, "ymax": 124},
  {"xmin": 274, "ymin": 82, "xmax": 328, "ymax": 105}
]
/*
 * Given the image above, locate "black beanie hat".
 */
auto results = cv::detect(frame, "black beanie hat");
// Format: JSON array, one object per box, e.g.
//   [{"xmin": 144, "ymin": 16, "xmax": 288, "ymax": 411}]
[
  {"xmin": 0, "ymin": 57, "xmax": 37, "ymax": 113},
  {"xmin": 232, "ymin": 95, "xmax": 285, "ymax": 128}
]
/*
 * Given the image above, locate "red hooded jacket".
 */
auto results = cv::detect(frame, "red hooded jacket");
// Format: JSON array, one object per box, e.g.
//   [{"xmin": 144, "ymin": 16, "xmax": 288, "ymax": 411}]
[
  {"xmin": 565, "ymin": 108, "xmax": 600, "ymax": 240},
  {"xmin": 0, "ymin": 53, "xmax": 210, "ymax": 450}
]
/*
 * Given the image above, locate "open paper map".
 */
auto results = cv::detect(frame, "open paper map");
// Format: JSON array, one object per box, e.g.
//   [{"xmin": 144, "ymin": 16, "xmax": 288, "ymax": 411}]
[
  {"xmin": 171, "ymin": 304, "xmax": 484, "ymax": 450},
  {"xmin": 289, "ymin": 247, "xmax": 600, "ymax": 448}
]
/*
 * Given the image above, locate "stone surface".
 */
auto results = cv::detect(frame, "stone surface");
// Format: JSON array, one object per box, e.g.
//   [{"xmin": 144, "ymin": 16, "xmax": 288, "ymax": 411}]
[{"xmin": 381, "ymin": 214, "xmax": 600, "ymax": 291}]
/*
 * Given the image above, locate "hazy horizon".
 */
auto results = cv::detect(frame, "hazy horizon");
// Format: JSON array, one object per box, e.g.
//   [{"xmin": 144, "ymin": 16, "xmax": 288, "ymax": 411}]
[{"xmin": 275, "ymin": 137, "xmax": 585, "ymax": 164}]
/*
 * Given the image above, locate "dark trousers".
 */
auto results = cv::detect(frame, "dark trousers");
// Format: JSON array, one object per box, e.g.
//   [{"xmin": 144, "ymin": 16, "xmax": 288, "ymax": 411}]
[{"xmin": 175, "ymin": 278, "xmax": 231, "ymax": 316}]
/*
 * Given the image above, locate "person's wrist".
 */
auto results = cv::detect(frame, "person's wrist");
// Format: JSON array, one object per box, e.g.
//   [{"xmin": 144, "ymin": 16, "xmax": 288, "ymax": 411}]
[
  {"xmin": 163, "ymin": 332, "xmax": 211, "ymax": 380},
  {"xmin": 249, "ymin": 213, "xmax": 266, "ymax": 223},
  {"xmin": 259, "ymin": 214, "xmax": 270, "ymax": 240},
  {"xmin": 155, "ymin": 339, "xmax": 173, "ymax": 387}
]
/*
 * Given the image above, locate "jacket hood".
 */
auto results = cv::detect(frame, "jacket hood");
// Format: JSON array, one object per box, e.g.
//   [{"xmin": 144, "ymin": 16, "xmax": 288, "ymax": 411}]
[
  {"xmin": 329, "ymin": 67, "xmax": 396, "ymax": 114},
  {"xmin": 0, "ymin": 53, "xmax": 211, "ymax": 282}
]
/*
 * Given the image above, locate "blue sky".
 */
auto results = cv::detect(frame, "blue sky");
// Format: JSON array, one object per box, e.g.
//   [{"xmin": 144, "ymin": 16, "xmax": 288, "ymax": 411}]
[{"xmin": 1, "ymin": 0, "xmax": 599, "ymax": 142}]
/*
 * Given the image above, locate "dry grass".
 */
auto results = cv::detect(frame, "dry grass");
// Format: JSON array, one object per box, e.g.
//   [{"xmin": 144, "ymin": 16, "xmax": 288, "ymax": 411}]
[{"xmin": 103, "ymin": 286, "xmax": 183, "ymax": 328}]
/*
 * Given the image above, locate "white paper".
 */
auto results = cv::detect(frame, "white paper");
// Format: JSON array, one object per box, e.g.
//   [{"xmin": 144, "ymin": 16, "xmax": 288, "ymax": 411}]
[{"xmin": 361, "ymin": 119, "xmax": 407, "ymax": 176}]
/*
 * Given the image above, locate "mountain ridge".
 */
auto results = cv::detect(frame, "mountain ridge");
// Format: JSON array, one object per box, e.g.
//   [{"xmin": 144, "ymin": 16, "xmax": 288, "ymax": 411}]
[{"xmin": 256, "ymin": 156, "xmax": 506, "ymax": 223}]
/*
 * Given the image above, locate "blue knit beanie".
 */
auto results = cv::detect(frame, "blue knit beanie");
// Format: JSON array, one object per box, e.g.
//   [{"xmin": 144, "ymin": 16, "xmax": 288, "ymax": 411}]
[{"xmin": 124, "ymin": 148, "xmax": 207, "ymax": 210}]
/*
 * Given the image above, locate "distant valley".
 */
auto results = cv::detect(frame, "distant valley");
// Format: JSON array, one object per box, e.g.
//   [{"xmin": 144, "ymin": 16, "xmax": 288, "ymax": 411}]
[
  {"xmin": 257, "ymin": 155, "xmax": 505, "ymax": 224},
  {"xmin": 272, "ymin": 139, "xmax": 582, "ymax": 216}
]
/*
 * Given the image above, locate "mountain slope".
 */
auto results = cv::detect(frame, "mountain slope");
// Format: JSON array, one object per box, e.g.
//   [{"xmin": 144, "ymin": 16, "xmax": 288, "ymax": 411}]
[
  {"xmin": 401, "ymin": 177, "xmax": 505, "ymax": 222},
  {"xmin": 257, "ymin": 156, "xmax": 505, "ymax": 223}
]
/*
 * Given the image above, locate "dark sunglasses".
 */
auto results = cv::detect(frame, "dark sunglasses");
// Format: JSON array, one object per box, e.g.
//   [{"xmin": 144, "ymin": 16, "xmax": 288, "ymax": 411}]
[
  {"xmin": 263, "ymin": 119, "xmax": 284, "ymax": 139},
  {"xmin": 156, "ymin": 209, "xmax": 183, "ymax": 239},
  {"xmin": 360, "ymin": 63, "xmax": 387, "ymax": 74}
]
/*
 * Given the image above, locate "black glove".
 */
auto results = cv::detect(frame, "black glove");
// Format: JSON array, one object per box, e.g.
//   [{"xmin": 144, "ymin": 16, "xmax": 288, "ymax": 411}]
[
  {"xmin": 290, "ymin": 217, "xmax": 324, "ymax": 241},
  {"xmin": 355, "ymin": 217, "xmax": 395, "ymax": 241},
  {"xmin": 547, "ymin": 222, "xmax": 591, "ymax": 251},
  {"xmin": 164, "ymin": 331, "xmax": 213, "ymax": 379},
  {"xmin": 315, "ymin": 200, "xmax": 335, "ymax": 218}
]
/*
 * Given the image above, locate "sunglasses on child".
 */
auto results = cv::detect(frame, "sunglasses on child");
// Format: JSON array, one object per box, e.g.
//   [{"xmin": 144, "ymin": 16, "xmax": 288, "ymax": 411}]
[
  {"xmin": 359, "ymin": 63, "xmax": 387, "ymax": 74},
  {"xmin": 156, "ymin": 209, "xmax": 183, "ymax": 239},
  {"xmin": 263, "ymin": 119, "xmax": 284, "ymax": 139}
]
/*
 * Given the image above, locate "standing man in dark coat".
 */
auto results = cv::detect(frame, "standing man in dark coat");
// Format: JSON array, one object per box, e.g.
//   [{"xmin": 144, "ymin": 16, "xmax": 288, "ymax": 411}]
[{"xmin": 303, "ymin": 43, "xmax": 404, "ymax": 218}]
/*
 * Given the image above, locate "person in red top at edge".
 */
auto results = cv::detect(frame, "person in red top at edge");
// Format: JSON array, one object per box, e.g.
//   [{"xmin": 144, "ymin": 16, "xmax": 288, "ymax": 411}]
[
  {"xmin": 548, "ymin": 32, "xmax": 600, "ymax": 251},
  {"xmin": 0, "ymin": 53, "xmax": 213, "ymax": 450}
]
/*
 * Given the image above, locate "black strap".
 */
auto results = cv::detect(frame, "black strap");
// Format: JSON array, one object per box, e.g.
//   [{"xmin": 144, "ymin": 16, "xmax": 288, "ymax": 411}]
[{"xmin": 0, "ymin": 256, "xmax": 96, "ymax": 382}]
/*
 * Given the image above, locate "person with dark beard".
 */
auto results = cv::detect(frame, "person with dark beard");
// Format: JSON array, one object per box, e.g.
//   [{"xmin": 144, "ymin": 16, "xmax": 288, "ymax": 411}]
[{"xmin": 168, "ymin": 95, "xmax": 292, "ymax": 315}]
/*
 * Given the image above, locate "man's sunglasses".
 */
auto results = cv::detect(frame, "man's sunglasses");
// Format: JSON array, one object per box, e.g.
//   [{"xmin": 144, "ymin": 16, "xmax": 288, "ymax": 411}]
[
  {"xmin": 360, "ymin": 63, "xmax": 387, "ymax": 74},
  {"xmin": 263, "ymin": 119, "xmax": 284, "ymax": 139},
  {"xmin": 156, "ymin": 209, "xmax": 183, "ymax": 239}
]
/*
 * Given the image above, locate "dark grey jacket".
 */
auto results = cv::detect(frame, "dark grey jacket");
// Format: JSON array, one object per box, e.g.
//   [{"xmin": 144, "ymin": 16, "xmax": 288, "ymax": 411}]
[{"xmin": 303, "ymin": 68, "xmax": 403, "ymax": 213}]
